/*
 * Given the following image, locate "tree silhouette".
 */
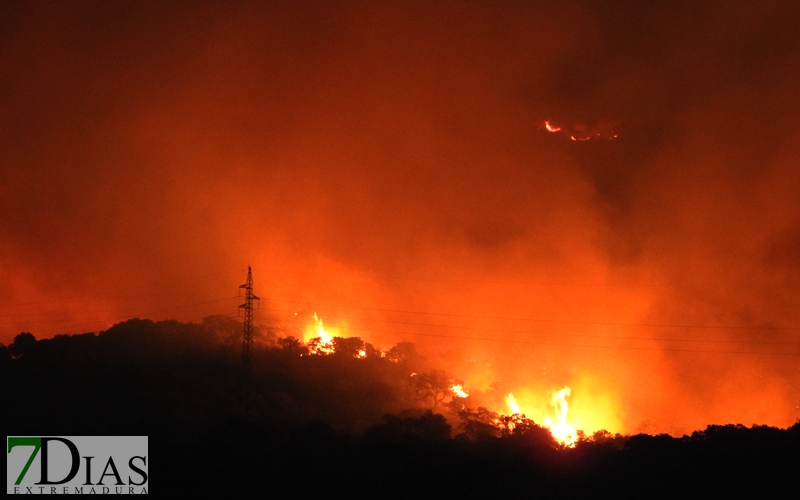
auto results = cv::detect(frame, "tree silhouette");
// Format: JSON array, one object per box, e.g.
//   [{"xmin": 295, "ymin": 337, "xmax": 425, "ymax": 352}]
[
  {"xmin": 329, "ymin": 337, "xmax": 380, "ymax": 358},
  {"xmin": 384, "ymin": 341, "xmax": 418, "ymax": 364},
  {"xmin": 3, "ymin": 318, "xmax": 798, "ymax": 496},
  {"xmin": 414, "ymin": 370, "xmax": 454, "ymax": 408},
  {"xmin": 458, "ymin": 407, "xmax": 503, "ymax": 440},
  {"xmin": 330, "ymin": 337, "xmax": 362, "ymax": 357},
  {"xmin": 277, "ymin": 336, "xmax": 308, "ymax": 356},
  {"xmin": 9, "ymin": 332, "xmax": 36, "ymax": 359}
]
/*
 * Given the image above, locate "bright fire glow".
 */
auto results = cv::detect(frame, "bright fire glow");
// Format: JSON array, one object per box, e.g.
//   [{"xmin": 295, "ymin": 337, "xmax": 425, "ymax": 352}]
[
  {"xmin": 306, "ymin": 312, "xmax": 335, "ymax": 354},
  {"xmin": 543, "ymin": 120, "xmax": 618, "ymax": 141},
  {"xmin": 505, "ymin": 393, "xmax": 521, "ymax": 415},
  {"xmin": 543, "ymin": 387, "xmax": 577, "ymax": 447},
  {"xmin": 356, "ymin": 349, "xmax": 367, "ymax": 358},
  {"xmin": 504, "ymin": 387, "xmax": 579, "ymax": 446},
  {"xmin": 544, "ymin": 120, "xmax": 561, "ymax": 132},
  {"xmin": 451, "ymin": 384, "xmax": 469, "ymax": 398}
]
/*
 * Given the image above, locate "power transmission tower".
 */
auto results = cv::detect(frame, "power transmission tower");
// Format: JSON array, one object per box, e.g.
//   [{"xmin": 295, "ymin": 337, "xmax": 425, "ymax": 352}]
[{"xmin": 239, "ymin": 266, "xmax": 259, "ymax": 375}]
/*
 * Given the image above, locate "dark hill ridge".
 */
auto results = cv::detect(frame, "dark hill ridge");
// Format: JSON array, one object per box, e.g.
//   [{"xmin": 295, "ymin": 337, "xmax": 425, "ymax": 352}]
[{"xmin": 2, "ymin": 319, "xmax": 798, "ymax": 497}]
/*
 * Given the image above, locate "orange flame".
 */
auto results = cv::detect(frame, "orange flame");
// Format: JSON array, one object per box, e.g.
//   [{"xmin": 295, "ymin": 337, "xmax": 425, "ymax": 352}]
[
  {"xmin": 504, "ymin": 387, "xmax": 579, "ymax": 446},
  {"xmin": 451, "ymin": 384, "xmax": 469, "ymax": 398},
  {"xmin": 543, "ymin": 120, "xmax": 619, "ymax": 141},
  {"xmin": 544, "ymin": 120, "xmax": 561, "ymax": 132},
  {"xmin": 505, "ymin": 393, "xmax": 521, "ymax": 415},
  {"xmin": 305, "ymin": 312, "xmax": 335, "ymax": 354},
  {"xmin": 543, "ymin": 387, "xmax": 577, "ymax": 447}
]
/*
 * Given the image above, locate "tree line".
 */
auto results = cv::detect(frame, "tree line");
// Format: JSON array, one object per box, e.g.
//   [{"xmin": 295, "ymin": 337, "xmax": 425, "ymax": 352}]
[{"xmin": 2, "ymin": 318, "xmax": 798, "ymax": 497}]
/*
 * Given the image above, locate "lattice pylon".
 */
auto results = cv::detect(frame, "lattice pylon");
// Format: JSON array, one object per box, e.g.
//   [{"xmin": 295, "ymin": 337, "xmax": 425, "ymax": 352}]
[{"xmin": 239, "ymin": 266, "xmax": 259, "ymax": 374}]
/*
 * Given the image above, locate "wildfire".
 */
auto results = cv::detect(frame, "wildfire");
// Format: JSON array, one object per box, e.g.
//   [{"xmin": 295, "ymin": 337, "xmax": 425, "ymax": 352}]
[
  {"xmin": 313, "ymin": 312, "xmax": 332, "ymax": 342},
  {"xmin": 543, "ymin": 387, "xmax": 578, "ymax": 447},
  {"xmin": 544, "ymin": 120, "xmax": 561, "ymax": 132},
  {"xmin": 503, "ymin": 387, "xmax": 578, "ymax": 446},
  {"xmin": 451, "ymin": 384, "xmax": 469, "ymax": 398},
  {"xmin": 301, "ymin": 312, "xmax": 379, "ymax": 359},
  {"xmin": 542, "ymin": 120, "xmax": 618, "ymax": 141},
  {"xmin": 306, "ymin": 312, "xmax": 335, "ymax": 354},
  {"xmin": 505, "ymin": 393, "xmax": 521, "ymax": 415}
]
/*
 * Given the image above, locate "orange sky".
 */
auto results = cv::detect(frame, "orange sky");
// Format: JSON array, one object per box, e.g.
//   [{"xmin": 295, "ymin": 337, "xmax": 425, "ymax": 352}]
[{"xmin": 2, "ymin": 1, "xmax": 799, "ymax": 435}]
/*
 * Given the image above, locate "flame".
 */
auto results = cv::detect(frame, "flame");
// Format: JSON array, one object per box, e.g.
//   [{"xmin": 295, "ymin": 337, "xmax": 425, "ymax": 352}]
[
  {"xmin": 451, "ymin": 384, "xmax": 469, "ymax": 398},
  {"xmin": 544, "ymin": 120, "xmax": 561, "ymax": 132},
  {"xmin": 543, "ymin": 387, "xmax": 577, "ymax": 447},
  {"xmin": 306, "ymin": 312, "xmax": 335, "ymax": 354},
  {"xmin": 504, "ymin": 387, "xmax": 579, "ymax": 446},
  {"xmin": 303, "ymin": 312, "xmax": 373, "ymax": 358},
  {"xmin": 505, "ymin": 393, "xmax": 521, "ymax": 415},
  {"xmin": 312, "ymin": 312, "xmax": 331, "ymax": 342},
  {"xmin": 543, "ymin": 120, "xmax": 618, "ymax": 141}
]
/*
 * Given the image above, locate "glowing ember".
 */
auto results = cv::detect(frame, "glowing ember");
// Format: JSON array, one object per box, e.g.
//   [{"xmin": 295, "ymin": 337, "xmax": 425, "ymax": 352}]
[
  {"xmin": 505, "ymin": 393, "xmax": 521, "ymax": 415},
  {"xmin": 451, "ymin": 384, "xmax": 469, "ymax": 398},
  {"xmin": 543, "ymin": 387, "xmax": 578, "ymax": 447},
  {"xmin": 543, "ymin": 120, "xmax": 618, "ymax": 141},
  {"xmin": 356, "ymin": 349, "xmax": 367, "ymax": 358},
  {"xmin": 544, "ymin": 120, "xmax": 561, "ymax": 132}
]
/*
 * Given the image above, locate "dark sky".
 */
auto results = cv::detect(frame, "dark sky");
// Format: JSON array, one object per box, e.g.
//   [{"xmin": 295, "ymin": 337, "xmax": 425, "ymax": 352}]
[{"xmin": 2, "ymin": 0, "xmax": 799, "ymax": 434}]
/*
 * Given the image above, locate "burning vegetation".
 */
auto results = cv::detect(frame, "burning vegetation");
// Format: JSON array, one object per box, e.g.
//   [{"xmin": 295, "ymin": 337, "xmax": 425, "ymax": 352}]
[
  {"xmin": 290, "ymin": 312, "xmax": 611, "ymax": 446},
  {"xmin": 2, "ymin": 317, "xmax": 798, "ymax": 496},
  {"xmin": 4, "ymin": 0, "xmax": 800, "ymax": 495},
  {"xmin": 541, "ymin": 120, "xmax": 619, "ymax": 141}
]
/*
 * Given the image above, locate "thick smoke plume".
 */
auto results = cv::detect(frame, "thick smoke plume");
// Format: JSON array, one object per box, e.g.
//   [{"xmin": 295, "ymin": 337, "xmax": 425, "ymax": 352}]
[{"xmin": 2, "ymin": 1, "xmax": 799, "ymax": 434}]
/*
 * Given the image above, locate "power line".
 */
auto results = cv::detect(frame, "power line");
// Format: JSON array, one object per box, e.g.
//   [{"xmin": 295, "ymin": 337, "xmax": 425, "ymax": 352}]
[
  {"xmin": 7, "ymin": 295, "xmax": 798, "ymax": 335},
  {"xmin": 258, "ymin": 307, "xmax": 800, "ymax": 346},
  {"xmin": 266, "ymin": 298, "xmax": 800, "ymax": 331},
  {"xmin": 4, "ymin": 270, "xmax": 245, "ymax": 307},
  {"xmin": 271, "ymin": 316, "xmax": 800, "ymax": 357},
  {"xmin": 3, "ymin": 295, "xmax": 797, "ymax": 356},
  {"xmin": 2, "ymin": 265, "xmax": 798, "ymax": 357},
  {"xmin": 259, "ymin": 269, "xmax": 800, "ymax": 290}
]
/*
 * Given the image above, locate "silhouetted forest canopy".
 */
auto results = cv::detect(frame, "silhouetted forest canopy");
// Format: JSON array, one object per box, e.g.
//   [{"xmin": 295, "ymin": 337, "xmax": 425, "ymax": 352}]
[{"xmin": 2, "ymin": 318, "xmax": 798, "ymax": 496}]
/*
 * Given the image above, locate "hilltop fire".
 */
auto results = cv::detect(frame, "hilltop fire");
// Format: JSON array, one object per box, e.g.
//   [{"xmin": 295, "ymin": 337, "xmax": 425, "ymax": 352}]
[
  {"xmin": 305, "ymin": 312, "xmax": 335, "ymax": 354},
  {"xmin": 301, "ymin": 312, "xmax": 377, "ymax": 359},
  {"xmin": 543, "ymin": 387, "xmax": 578, "ymax": 446},
  {"xmin": 505, "ymin": 387, "xmax": 579, "ymax": 447},
  {"xmin": 297, "ymin": 312, "xmax": 599, "ymax": 444}
]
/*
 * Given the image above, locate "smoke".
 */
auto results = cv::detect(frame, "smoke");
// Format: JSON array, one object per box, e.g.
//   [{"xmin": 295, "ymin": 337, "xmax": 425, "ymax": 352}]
[{"xmin": 2, "ymin": 0, "xmax": 799, "ymax": 433}]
